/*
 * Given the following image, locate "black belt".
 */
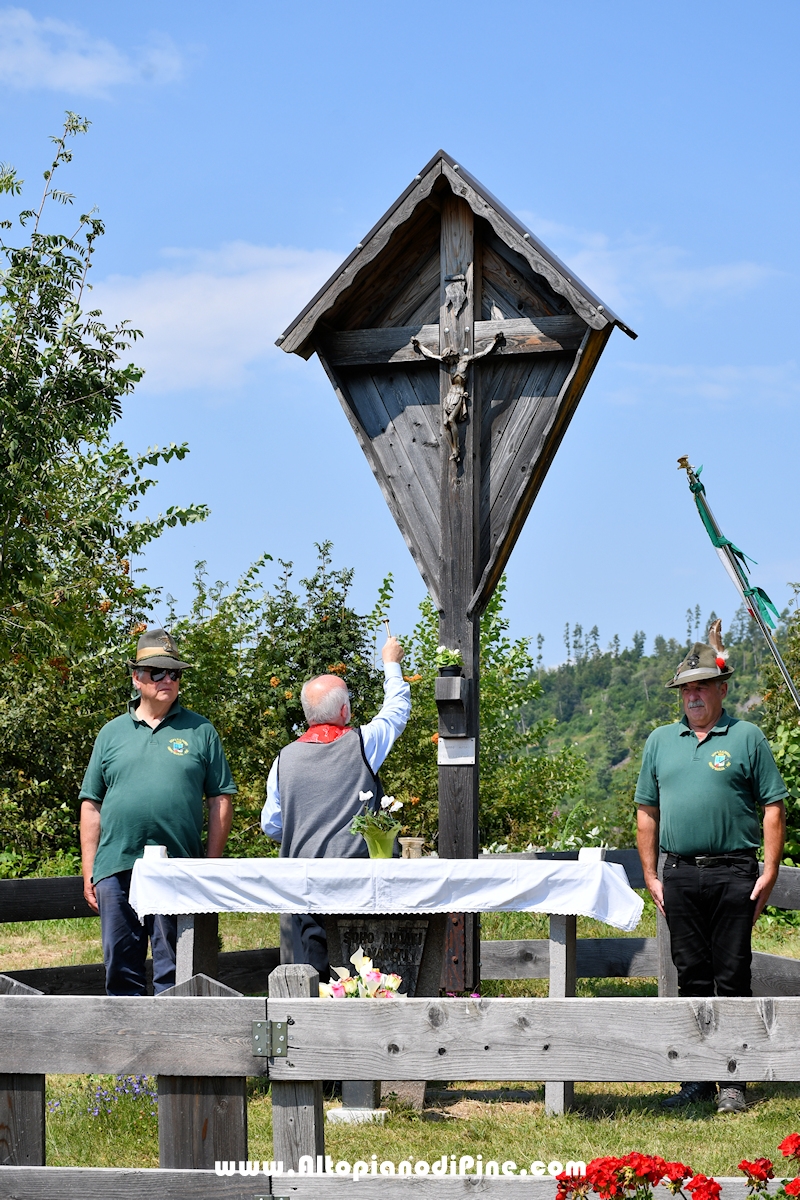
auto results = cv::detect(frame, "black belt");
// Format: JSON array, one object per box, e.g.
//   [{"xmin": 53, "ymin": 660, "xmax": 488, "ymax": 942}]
[{"xmin": 665, "ymin": 850, "xmax": 757, "ymax": 868}]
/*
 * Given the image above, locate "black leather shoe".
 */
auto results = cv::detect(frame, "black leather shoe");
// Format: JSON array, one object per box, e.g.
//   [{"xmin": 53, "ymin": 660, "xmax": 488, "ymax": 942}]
[
  {"xmin": 662, "ymin": 1082, "xmax": 717, "ymax": 1109},
  {"xmin": 717, "ymin": 1085, "xmax": 746, "ymax": 1113}
]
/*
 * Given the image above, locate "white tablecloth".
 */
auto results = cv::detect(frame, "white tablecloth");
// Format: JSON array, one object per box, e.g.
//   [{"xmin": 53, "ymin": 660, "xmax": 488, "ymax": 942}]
[{"xmin": 129, "ymin": 857, "xmax": 643, "ymax": 932}]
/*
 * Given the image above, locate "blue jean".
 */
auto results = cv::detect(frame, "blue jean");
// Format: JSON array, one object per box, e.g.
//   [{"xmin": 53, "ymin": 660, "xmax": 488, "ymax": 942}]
[{"xmin": 95, "ymin": 869, "xmax": 177, "ymax": 996}]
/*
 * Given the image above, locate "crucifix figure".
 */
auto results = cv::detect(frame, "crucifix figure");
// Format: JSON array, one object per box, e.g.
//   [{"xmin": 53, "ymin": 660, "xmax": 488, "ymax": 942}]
[{"xmin": 411, "ymin": 330, "xmax": 504, "ymax": 461}]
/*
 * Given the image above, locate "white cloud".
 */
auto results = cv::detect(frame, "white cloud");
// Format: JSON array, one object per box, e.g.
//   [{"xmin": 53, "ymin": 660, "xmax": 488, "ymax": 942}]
[
  {"xmin": 0, "ymin": 7, "xmax": 182, "ymax": 94},
  {"xmin": 92, "ymin": 243, "xmax": 342, "ymax": 393},
  {"xmin": 516, "ymin": 211, "xmax": 775, "ymax": 314},
  {"xmin": 605, "ymin": 360, "xmax": 800, "ymax": 410}
]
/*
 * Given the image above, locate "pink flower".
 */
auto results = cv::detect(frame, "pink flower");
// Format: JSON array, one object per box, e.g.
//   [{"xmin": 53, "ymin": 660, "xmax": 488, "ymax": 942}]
[{"xmin": 330, "ymin": 981, "xmax": 346, "ymax": 998}]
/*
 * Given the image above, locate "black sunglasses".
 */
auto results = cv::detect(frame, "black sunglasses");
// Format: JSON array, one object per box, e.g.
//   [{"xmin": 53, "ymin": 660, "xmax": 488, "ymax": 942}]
[{"xmin": 142, "ymin": 667, "xmax": 182, "ymax": 682}]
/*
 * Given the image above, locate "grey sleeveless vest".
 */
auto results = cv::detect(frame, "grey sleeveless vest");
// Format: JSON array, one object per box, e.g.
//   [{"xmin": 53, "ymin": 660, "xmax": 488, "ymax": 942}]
[{"xmin": 277, "ymin": 729, "xmax": 379, "ymax": 859}]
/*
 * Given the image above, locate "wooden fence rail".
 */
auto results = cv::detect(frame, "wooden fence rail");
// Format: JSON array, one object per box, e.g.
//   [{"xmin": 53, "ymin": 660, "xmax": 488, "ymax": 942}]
[
  {"xmin": 3, "ymin": 980, "xmax": 800, "ymax": 1193},
  {"xmin": 2, "ymin": 990, "xmax": 800, "ymax": 1083},
  {"xmin": 0, "ymin": 1170, "xmax": 776, "ymax": 1199}
]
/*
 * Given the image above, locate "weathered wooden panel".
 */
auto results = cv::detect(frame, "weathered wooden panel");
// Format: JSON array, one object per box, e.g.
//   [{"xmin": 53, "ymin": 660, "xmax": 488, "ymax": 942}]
[
  {"xmin": 545, "ymin": 914, "xmax": 576, "ymax": 1115},
  {"xmin": 251, "ymin": 1180, "xmax": 770, "ymax": 1200},
  {"xmin": 0, "ymin": 876, "xmax": 93, "ymax": 922},
  {"xmin": 0, "ymin": 1074, "xmax": 45, "ymax": 1168},
  {"xmin": 158, "ymin": 1075, "xmax": 247, "ymax": 1170},
  {"xmin": 265, "ymin": 995, "xmax": 800, "ymax": 1082},
  {"xmin": 175, "ymin": 914, "xmax": 219, "ymax": 984},
  {"xmin": 269, "ymin": 965, "xmax": 324, "ymax": 1173},
  {"xmin": 480, "ymin": 938, "xmax": 659, "ymax": 981},
  {"xmin": 481, "ymin": 237, "xmax": 572, "ymax": 320},
  {"xmin": 0, "ymin": 1168, "xmax": 263, "ymax": 1198},
  {"xmin": 340, "ymin": 366, "xmax": 441, "ymax": 590},
  {"xmin": 316, "ymin": 352, "xmax": 441, "ymax": 608},
  {"xmin": 343, "ymin": 207, "xmax": 440, "ymax": 332},
  {"xmin": 471, "ymin": 326, "xmax": 612, "ymax": 613},
  {"xmin": 372, "ymin": 247, "xmax": 440, "ymax": 328},
  {"xmin": 480, "ymin": 354, "xmax": 569, "ymax": 517},
  {"xmin": 2, "ymin": 947, "xmax": 280, "ymax": 998},
  {"xmin": 0, "ymin": 997, "xmax": 267, "ymax": 1076},
  {"xmin": 763, "ymin": 864, "xmax": 800, "ymax": 911},
  {"xmin": 0, "ymin": 976, "xmax": 45, "ymax": 1167}
]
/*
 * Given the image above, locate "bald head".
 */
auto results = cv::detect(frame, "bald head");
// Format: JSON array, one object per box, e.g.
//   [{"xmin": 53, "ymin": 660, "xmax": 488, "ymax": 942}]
[{"xmin": 300, "ymin": 674, "xmax": 350, "ymax": 726}]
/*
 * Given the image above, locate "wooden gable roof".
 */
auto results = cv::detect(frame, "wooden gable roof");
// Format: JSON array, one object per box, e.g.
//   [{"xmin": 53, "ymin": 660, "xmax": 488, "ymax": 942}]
[
  {"xmin": 278, "ymin": 153, "xmax": 634, "ymax": 616},
  {"xmin": 277, "ymin": 150, "xmax": 636, "ymax": 357}
]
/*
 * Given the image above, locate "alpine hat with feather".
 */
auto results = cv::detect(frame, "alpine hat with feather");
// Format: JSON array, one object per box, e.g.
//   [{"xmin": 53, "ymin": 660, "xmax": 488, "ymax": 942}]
[
  {"xmin": 666, "ymin": 618, "xmax": 733, "ymax": 689},
  {"xmin": 127, "ymin": 628, "xmax": 192, "ymax": 671}
]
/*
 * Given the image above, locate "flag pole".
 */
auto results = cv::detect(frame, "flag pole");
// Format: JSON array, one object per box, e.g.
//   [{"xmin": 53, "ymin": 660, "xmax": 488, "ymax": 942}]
[{"xmin": 678, "ymin": 456, "xmax": 800, "ymax": 714}]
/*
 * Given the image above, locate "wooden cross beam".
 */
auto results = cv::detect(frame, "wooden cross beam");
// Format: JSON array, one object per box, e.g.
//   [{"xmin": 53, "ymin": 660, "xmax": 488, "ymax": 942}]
[{"xmin": 322, "ymin": 315, "xmax": 587, "ymax": 367}]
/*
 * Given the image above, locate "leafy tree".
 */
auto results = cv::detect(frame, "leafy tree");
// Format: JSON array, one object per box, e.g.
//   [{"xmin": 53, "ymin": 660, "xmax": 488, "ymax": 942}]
[
  {"xmin": 0, "ymin": 115, "xmax": 207, "ymax": 874},
  {"xmin": 381, "ymin": 579, "xmax": 589, "ymax": 850},
  {"xmin": 0, "ymin": 113, "xmax": 206, "ymax": 660},
  {"xmin": 760, "ymin": 585, "xmax": 800, "ymax": 862}
]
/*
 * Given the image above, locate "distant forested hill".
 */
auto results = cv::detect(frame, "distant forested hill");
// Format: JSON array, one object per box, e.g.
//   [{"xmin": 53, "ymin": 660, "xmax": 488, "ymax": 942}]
[{"xmin": 523, "ymin": 605, "xmax": 770, "ymax": 847}]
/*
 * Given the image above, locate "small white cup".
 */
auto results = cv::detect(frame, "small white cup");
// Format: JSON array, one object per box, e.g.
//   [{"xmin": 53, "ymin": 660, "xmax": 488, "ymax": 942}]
[
  {"xmin": 578, "ymin": 846, "xmax": 607, "ymax": 862},
  {"xmin": 142, "ymin": 844, "xmax": 168, "ymax": 860}
]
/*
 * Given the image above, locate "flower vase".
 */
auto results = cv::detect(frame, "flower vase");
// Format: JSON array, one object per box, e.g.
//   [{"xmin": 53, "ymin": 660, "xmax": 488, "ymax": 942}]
[{"xmin": 362, "ymin": 826, "xmax": 400, "ymax": 859}]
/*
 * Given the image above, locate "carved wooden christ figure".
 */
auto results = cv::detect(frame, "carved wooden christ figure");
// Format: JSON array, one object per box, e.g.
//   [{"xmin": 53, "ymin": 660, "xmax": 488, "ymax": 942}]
[{"xmin": 411, "ymin": 330, "xmax": 504, "ymax": 462}]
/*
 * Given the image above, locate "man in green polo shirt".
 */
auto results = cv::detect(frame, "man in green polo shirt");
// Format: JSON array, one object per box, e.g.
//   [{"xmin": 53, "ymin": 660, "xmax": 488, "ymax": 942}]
[
  {"xmin": 636, "ymin": 623, "xmax": 787, "ymax": 1114},
  {"xmin": 79, "ymin": 629, "xmax": 236, "ymax": 995}
]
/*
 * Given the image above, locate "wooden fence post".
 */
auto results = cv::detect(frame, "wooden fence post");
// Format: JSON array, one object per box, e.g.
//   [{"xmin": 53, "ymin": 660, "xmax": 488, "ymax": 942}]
[
  {"xmin": 175, "ymin": 914, "xmax": 219, "ymax": 984},
  {"xmin": 0, "ymin": 975, "xmax": 45, "ymax": 1166},
  {"xmin": 157, "ymin": 973, "xmax": 248, "ymax": 1168},
  {"xmin": 657, "ymin": 853, "xmax": 679, "ymax": 997},
  {"xmin": 544, "ymin": 914, "xmax": 576, "ymax": 1116},
  {"xmin": 268, "ymin": 964, "xmax": 324, "ymax": 1170}
]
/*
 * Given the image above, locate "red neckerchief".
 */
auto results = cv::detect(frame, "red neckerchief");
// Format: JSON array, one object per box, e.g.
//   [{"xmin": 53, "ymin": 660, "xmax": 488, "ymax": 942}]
[{"xmin": 297, "ymin": 724, "xmax": 353, "ymax": 744}]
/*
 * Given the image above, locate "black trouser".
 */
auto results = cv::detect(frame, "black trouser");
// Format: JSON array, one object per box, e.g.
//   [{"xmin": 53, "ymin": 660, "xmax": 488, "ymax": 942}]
[
  {"xmin": 291, "ymin": 913, "xmax": 330, "ymax": 982},
  {"xmin": 662, "ymin": 853, "xmax": 758, "ymax": 997}
]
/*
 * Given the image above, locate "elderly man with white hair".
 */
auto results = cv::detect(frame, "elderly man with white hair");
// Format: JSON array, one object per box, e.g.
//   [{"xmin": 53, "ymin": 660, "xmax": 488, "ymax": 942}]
[{"xmin": 261, "ymin": 635, "xmax": 410, "ymax": 979}]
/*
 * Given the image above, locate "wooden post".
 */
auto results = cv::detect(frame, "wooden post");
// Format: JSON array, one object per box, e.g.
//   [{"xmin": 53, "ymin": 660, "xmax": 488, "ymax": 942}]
[
  {"xmin": 279, "ymin": 913, "xmax": 294, "ymax": 964},
  {"xmin": 656, "ymin": 852, "xmax": 679, "ymax": 997},
  {"xmin": 0, "ymin": 975, "xmax": 45, "ymax": 1166},
  {"xmin": 157, "ymin": 973, "xmax": 247, "ymax": 1168},
  {"xmin": 175, "ymin": 914, "xmax": 219, "ymax": 984},
  {"xmin": 268, "ymin": 964, "xmax": 324, "ymax": 1171},
  {"xmin": 438, "ymin": 193, "xmax": 480, "ymax": 992},
  {"xmin": 544, "ymin": 914, "xmax": 576, "ymax": 1115}
]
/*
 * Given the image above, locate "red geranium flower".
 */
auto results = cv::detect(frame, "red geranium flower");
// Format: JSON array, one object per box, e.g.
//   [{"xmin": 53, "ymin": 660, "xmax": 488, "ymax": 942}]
[
  {"xmin": 686, "ymin": 1174, "xmax": 722, "ymax": 1200},
  {"xmin": 783, "ymin": 1179, "xmax": 800, "ymax": 1196},
  {"xmin": 739, "ymin": 1159, "xmax": 774, "ymax": 1183},
  {"xmin": 664, "ymin": 1163, "xmax": 694, "ymax": 1182},
  {"xmin": 780, "ymin": 1136, "xmax": 800, "ymax": 1162}
]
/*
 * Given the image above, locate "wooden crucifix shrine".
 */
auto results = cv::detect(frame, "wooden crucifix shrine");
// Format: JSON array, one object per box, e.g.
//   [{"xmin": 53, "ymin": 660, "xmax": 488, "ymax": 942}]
[{"xmin": 278, "ymin": 151, "xmax": 635, "ymax": 990}]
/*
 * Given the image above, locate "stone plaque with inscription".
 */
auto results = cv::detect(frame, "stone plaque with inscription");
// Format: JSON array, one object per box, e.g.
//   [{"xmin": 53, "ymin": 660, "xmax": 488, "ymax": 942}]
[{"xmin": 322, "ymin": 913, "xmax": 447, "ymax": 998}]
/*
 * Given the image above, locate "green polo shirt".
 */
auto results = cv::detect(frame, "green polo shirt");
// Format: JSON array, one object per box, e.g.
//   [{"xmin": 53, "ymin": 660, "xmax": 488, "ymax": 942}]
[
  {"xmin": 634, "ymin": 710, "xmax": 787, "ymax": 855},
  {"xmin": 80, "ymin": 700, "xmax": 236, "ymax": 883}
]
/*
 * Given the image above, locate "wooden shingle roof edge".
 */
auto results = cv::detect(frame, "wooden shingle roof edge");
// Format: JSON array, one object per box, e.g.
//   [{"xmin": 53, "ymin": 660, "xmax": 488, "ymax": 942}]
[{"xmin": 277, "ymin": 149, "xmax": 637, "ymax": 359}]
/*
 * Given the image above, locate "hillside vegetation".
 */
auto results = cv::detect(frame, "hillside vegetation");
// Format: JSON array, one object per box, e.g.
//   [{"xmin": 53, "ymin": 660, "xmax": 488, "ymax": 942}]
[{"xmin": 525, "ymin": 606, "xmax": 772, "ymax": 849}]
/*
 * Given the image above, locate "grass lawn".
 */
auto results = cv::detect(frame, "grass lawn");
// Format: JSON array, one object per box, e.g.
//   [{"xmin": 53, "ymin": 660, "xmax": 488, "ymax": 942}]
[{"xmin": 10, "ymin": 893, "xmax": 799, "ymax": 1175}]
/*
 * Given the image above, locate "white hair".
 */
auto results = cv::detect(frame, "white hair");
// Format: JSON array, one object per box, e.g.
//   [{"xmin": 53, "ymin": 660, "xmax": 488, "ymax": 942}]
[{"xmin": 300, "ymin": 676, "xmax": 348, "ymax": 725}]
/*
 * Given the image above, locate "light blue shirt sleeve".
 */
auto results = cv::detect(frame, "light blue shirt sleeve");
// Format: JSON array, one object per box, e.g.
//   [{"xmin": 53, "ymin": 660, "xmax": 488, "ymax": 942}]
[{"xmin": 260, "ymin": 661, "xmax": 411, "ymax": 842}]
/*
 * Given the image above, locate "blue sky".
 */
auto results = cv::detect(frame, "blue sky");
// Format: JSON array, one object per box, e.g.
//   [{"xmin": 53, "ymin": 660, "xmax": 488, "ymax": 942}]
[{"xmin": 2, "ymin": 2, "xmax": 799, "ymax": 664}]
